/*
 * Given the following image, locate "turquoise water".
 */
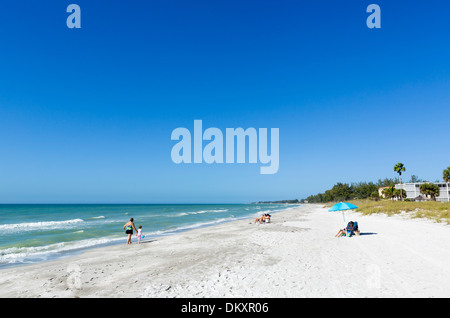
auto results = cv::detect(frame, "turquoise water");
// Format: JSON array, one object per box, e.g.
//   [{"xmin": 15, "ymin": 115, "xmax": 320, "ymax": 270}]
[{"xmin": 0, "ymin": 204, "xmax": 296, "ymax": 267}]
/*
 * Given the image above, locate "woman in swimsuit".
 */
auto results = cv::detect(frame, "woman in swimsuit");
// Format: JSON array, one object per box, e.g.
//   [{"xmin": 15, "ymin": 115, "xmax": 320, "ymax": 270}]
[{"xmin": 123, "ymin": 218, "xmax": 138, "ymax": 245}]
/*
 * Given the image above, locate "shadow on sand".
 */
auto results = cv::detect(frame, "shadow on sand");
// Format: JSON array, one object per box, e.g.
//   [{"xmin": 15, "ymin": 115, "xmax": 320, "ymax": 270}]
[{"xmin": 140, "ymin": 239, "xmax": 157, "ymax": 244}]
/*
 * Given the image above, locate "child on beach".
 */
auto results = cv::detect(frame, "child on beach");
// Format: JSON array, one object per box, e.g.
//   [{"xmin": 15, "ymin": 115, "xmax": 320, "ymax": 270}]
[{"xmin": 137, "ymin": 225, "xmax": 143, "ymax": 244}]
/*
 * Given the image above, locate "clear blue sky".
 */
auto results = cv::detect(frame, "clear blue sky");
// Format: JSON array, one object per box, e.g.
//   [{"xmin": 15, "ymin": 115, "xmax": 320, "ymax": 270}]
[{"xmin": 0, "ymin": 1, "xmax": 449, "ymax": 203}]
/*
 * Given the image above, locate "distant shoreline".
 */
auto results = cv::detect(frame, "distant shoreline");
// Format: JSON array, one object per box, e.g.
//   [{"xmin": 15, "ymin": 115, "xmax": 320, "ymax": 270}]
[{"xmin": 251, "ymin": 200, "xmax": 300, "ymax": 204}]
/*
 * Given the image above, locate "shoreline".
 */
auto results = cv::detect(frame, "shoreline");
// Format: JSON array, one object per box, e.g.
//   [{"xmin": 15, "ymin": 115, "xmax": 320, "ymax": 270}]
[
  {"xmin": 0, "ymin": 204, "xmax": 449, "ymax": 298},
  {"xmin": 0, "ymin": 203, "xmax": 293, "ymax": 269}
]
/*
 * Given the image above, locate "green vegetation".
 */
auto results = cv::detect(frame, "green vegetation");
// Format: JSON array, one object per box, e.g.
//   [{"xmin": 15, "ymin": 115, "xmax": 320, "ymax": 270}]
[
  {"xmin": 381, "ymin": 186, "xmax": 406, "ymax": 200},
  {"xmin": 443, "ymin": 167, "xmax": 450, "ymax": 183},
  {"xmin": 302, "ymin": 164, "xmax": 450, "ymax": 224},
  {"xmin": 303, "ymin": 178, "xmax": 397, "ymax": 203},
  {"xmin": 394, "ymin": 163, "xmax": 406, "ymax": 200},
  {"xmin": 419, "ymin": 183, "xmax": 440, "ymax": 201},
  {"xmin": 323, "ymin": 199, "xmax": 449, "ymax": 224}
]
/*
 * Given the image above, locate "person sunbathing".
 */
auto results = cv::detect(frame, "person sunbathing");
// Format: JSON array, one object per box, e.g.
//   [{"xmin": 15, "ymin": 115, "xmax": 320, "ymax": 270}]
[
  {"xmin": 254, "ymin": 214, "xmax": 271, "ymax": 224},
  {"xmin": 335, "ymin": 221, "xmax": 358, "ymax": 237},
  {"xmin": 254, "ymin": 215, "xmax": 266, "ymax": 224}
]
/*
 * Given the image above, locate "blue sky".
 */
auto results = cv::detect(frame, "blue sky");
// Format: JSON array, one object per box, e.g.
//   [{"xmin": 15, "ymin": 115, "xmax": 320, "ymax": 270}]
[{"xmin": 0, "ymin": 1, "xmax": 449, "ymax": 203}]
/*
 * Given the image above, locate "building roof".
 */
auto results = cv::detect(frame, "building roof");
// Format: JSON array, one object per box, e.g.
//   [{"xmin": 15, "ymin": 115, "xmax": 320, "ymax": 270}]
[{"xmin": 414, "ymin": 195, "xmax": 430, "ymax": 201}]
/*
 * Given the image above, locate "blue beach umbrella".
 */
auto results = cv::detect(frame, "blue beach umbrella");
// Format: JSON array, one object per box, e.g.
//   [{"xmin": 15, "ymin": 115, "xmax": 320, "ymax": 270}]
[{"xmin": 328, "ymin": 202, "xmax": 358, "ymax": 222}]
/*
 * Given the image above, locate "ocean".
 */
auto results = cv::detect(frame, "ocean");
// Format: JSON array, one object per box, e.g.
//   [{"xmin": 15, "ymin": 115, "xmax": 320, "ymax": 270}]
[{"xmin": 0, "ymin": 203, "xmax": 297, "ymax": 267}]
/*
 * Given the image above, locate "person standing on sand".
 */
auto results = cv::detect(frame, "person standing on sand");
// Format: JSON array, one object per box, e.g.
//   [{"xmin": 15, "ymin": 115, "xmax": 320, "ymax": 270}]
[
  {"xmin": 137, "ymin": 225, "xmax": 143, "ymax": 244},
  {"xmin": 123, "ymin": 218, "xmax": 138, "ymax": 245}
]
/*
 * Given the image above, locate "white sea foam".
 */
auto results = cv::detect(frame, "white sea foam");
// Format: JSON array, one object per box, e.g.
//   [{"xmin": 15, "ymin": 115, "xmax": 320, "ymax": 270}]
[
  {"xmin": 0, "ymin": 236, "xmax": 120, "ymax": 264},
  {"xmin": 0, "ymin": 219, "xmax": 84, "ymax": 233},
  {"xmin": 0, "ymin": 215, "xmax": 235, "ymax": 265},
  {"xmin": 191, "ymin": 209, "xmax": 229, "ymax": 214},
  {"xmin": 166, "ymin": 212, "xmax": 189, "ymax": 217},
  {"xmin": 167, "ymin": 209, "xmax": 230, "ymax": 217},
  {"xmin": 0, "ymin": 205, "xmax": 295, "ymax": 266}
]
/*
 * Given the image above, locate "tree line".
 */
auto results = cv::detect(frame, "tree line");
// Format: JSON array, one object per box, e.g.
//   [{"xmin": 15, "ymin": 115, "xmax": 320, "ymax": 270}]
[
  {"xmin": 303, "ymin": 165, "xmax": 450, "ymax": 203},
  {"xmin": 302, "ymin": 178, "xmax": 396, "ymax": 203}
]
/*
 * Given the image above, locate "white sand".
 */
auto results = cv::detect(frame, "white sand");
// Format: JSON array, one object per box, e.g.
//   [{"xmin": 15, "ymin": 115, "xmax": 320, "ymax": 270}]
[{"xmin": 0, "ymin": 204, "xmax": 449, "ymax": 298}]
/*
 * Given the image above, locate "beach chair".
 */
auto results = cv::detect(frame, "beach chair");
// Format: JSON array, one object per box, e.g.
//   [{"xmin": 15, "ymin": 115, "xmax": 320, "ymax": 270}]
[
  {"xmin": 344, "ymin": 221, "xmax": 359, "ymax": 237},
  {"xmin": 353, "ymin": 221, "xmax": 360, "ymax": 236}
]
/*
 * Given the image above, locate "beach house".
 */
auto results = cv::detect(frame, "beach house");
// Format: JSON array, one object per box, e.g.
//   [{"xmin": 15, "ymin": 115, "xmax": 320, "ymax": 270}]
[
  {"xmin": 378, "ymin": 186, "xmax": 390, "ymax": 198},
  {"xmin": 395, "ymin": 182, "xmax": 450, "ymax": 202}
]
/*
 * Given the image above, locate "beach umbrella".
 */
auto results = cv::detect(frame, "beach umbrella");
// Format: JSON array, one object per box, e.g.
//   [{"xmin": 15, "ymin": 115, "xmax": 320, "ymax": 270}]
[{"xmin": 328, "ymin": 202, "xmax": 358, "ymax": 222}]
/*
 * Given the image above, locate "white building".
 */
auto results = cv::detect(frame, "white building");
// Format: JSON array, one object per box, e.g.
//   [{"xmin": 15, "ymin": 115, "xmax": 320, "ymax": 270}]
[{"xmin": 395, "ymin": 182, "xmax": 450, "ymax": 202}]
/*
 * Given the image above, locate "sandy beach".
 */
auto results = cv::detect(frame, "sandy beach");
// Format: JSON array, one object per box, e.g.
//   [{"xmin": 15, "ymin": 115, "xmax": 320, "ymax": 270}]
[{"xmin": 0, "ymin": 204, "xmax": 448, "ymax": 298}]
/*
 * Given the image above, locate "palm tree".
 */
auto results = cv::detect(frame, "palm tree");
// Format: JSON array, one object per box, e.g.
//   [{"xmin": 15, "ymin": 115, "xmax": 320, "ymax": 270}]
[
  {"xmin": 420, "ymin": 183, "xmax": 440, "ymax": 201},
  {"xmin": 394, "ymin": 163, "xmax": 406, "ymax": 201},
  {"xmin": 382, "ymin": 186, "xmax": 395, "ymax": 200},
  {"xmin": 393, "ymin": 188, "xmax": 406, "ymax": 201},
  {"xmin": 443, "ymin": 167, "xmax": 450, "ymax": 202}
]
